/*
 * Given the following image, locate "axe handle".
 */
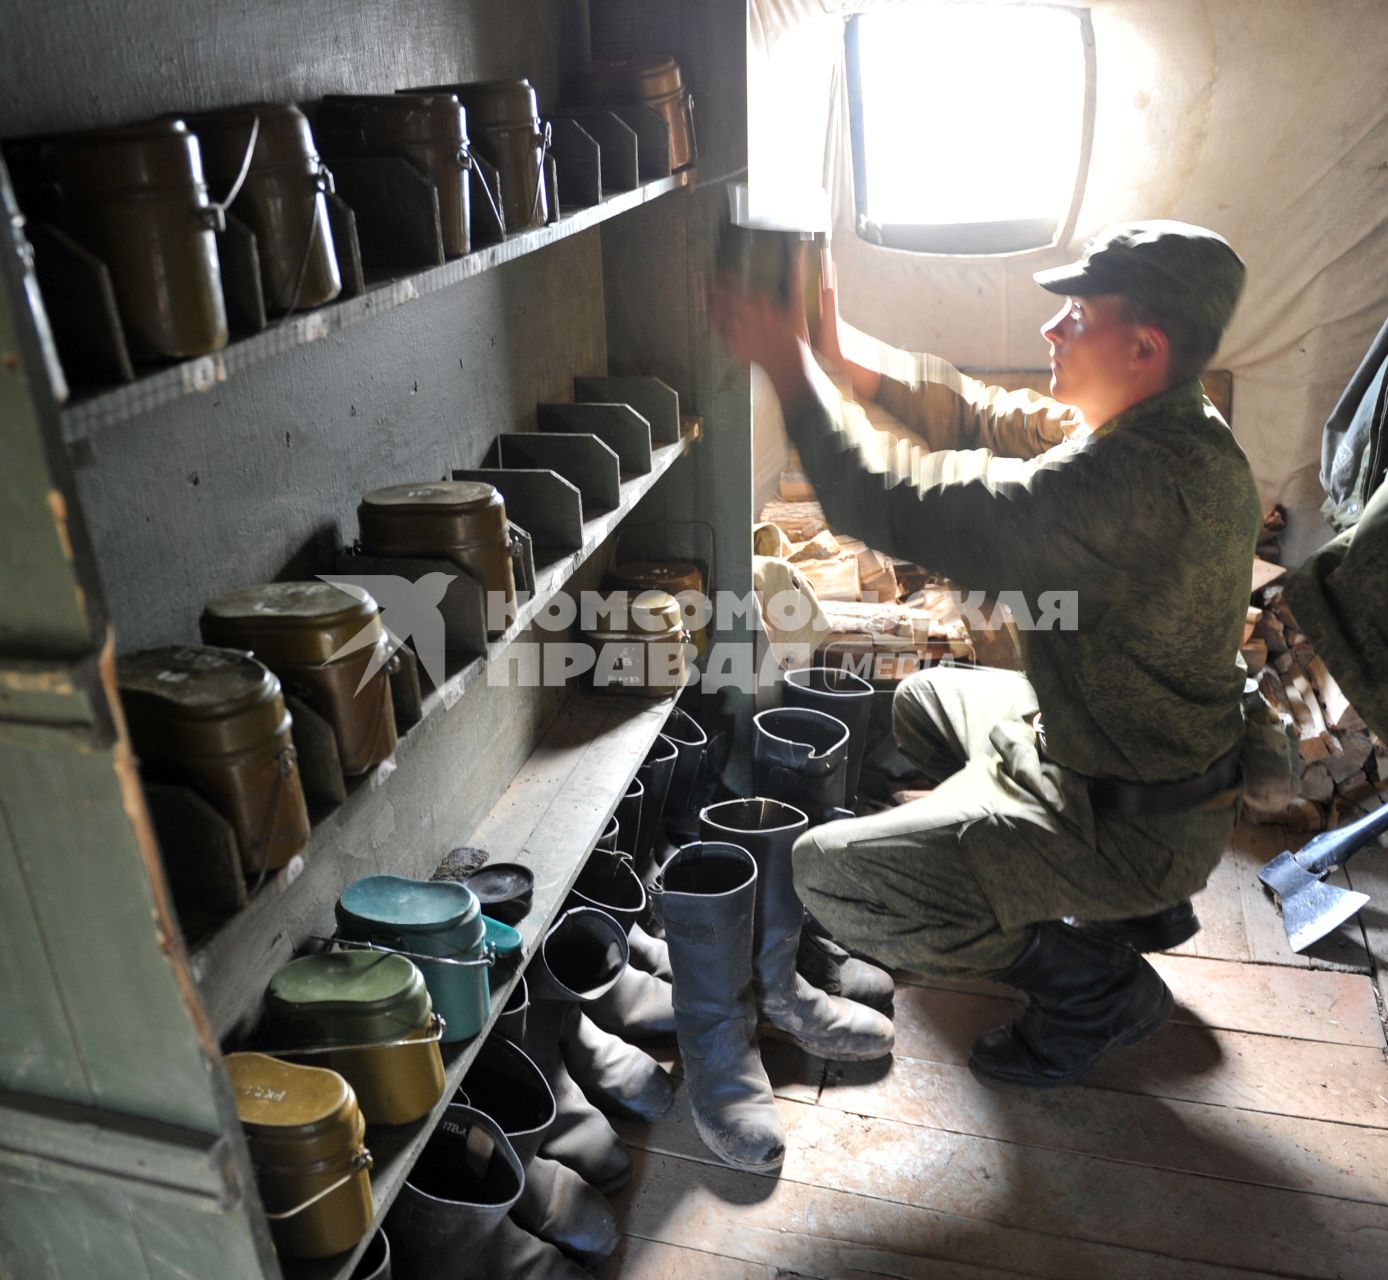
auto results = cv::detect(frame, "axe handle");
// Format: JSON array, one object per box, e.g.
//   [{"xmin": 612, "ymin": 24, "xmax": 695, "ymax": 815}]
[{"xmin": 1297, "ymin": 800, "xmax": 1388, "ymax": 875}]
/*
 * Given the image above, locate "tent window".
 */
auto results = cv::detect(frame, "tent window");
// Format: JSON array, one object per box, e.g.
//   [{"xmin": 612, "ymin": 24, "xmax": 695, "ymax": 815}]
[{"xmin": 846, "ymin": 4, "xmax": 1093, "ymax": 255}]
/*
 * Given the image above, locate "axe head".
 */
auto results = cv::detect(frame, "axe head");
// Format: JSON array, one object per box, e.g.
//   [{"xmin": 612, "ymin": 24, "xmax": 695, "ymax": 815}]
[{"xmin": 1257, "ymin": 849, "xmax": 1371, "ymax": 953}]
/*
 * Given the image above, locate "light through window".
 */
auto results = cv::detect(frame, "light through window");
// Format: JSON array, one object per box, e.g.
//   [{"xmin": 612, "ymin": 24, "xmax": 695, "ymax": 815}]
[{"xmin": 847, "ymin": 3, "xmax": 1091, "ymax": 254}]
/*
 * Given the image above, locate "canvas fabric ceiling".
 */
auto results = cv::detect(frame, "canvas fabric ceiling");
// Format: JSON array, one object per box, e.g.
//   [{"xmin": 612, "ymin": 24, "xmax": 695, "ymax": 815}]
[{"xmin": 748, "ymin": 0, "xmax": 1388, "ymax": 564}]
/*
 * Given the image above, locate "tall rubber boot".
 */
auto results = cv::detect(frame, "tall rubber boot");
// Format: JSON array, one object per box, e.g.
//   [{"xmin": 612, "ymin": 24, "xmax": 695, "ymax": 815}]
[
  {"xmin": 782, "ymin": 666, "xmax": 874, "ymax": 806},
  {"xmin": 462, "ymin": 1035, "xmax": 620, "ymax": 1267},
  {"xmin": 969, "ymin": 922, "xmax": 1174, "ymax": 1088},
  {"xmin": 662, "ymin": 706, "xmax": 709, "ymax": 833},
  {"xmin": 615, "ymin": 777, "xmax": 674, "ymax": 980},
  {"xmin": 795, "ymin": 911, "xmax": 895, "ymax": 1012},
  {"xmin": 656, "ymin": 841, "xmax": 785, "ymax": 1173},
  {"xmin": 634, "ymin": 735, "xmax": 678, "ymax": 876},
  {"xmin": 524, "ymin": 908, "xmax": 632, "ymax": 1191},
  {"xmin": 388, "ymin": 1105, "xmax": 585, "ymax": 1280},
  {"xmin": 495, "ymin": 974, "xmax": 528, "ymax": 1044},
  {"xmin": 570, "ymin": 846, "xmax": 676, "ymax": 1044},
  {"xmin": 752, "ymin": 707, "xmax": 850, "ymax": 824},
  {"xmin": 701, "ymin": 798, "xmax": 894, "ymax": 1061}
]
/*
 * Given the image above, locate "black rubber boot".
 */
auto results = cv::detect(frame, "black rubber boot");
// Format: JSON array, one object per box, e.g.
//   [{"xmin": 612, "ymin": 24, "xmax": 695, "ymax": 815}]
[
  {"xmin": 657, "ymin": 842, "xmax": 786, "ymax": 1173},
  {"xmin": 969, "ymin": 923, "xmax": 1174, "ymax": 1088},
  {"xmin": 461, "ymin": 1037, "xmax": 621, "ymax": 1268},
  {"xmin": 782, "ymin": 666, "xmax": 875, "ymax": 806},
  {"xmin": 752, "ymin": 707, "xmax": 850, "ymax": 824},
  {"xmin": 700, "ymin": 798, "xmax": 894, "ymax": 1061},
  {"xmin": 523, "ymin": 909, "xmax": 633, "ymax": 1191},
  {"xmin": 1071, "ymin": 900, "xmax": 1201, "ymax": 953},
  {"xmin": 388, "ymin": 1105, "xmax": 586, "ymax": 1280},
  {"xmin": 570, "ymin": 846, "xmax": 676, "ymax": 1044}
]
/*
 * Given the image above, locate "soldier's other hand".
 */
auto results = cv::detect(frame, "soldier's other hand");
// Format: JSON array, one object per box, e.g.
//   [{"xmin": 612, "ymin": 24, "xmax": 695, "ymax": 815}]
[{"xmin": 708, "ymin": 272, "xmax": 805, "ymax": 381}]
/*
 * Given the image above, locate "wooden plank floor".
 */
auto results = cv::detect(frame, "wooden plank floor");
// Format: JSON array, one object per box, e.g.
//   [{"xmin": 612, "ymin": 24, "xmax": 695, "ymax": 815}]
[{"xmin": 597, "ymin": 821, "xmax": 1388, "ymax": 1279}]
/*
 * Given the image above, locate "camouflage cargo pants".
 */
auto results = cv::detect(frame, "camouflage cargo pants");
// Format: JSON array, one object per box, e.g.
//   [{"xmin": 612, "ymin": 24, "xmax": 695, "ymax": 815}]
[{"xmin": 791, "ymin": 666, "xmax": 1235, "ymax": 978}]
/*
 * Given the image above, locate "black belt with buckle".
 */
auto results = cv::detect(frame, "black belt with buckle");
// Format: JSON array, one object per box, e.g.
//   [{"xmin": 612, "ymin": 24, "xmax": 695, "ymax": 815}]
[{"xmin": 1087, "ymin": 744, "xmax": 1242, "ymax": 818}]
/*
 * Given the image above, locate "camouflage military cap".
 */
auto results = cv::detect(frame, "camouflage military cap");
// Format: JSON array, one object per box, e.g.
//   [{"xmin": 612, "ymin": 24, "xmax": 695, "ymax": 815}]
[{"xmin": 1033, "ymin": 220, "xmax": 1246, "ymax": 335}]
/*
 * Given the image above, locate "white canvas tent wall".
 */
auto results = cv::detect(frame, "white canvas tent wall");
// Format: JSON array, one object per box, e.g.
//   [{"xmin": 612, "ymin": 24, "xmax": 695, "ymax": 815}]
[{"xmin": 748, "ymin": 0, "xmax": 1388, "ymax": 565}]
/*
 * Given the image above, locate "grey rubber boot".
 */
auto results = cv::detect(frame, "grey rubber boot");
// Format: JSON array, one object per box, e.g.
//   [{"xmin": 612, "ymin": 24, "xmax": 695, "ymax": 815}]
[
  {"xmin": 570, "ymin": 845, "xmax": 677, "ymax": 1043},
  {"xmin": 523, "ymin": 908, "xmax": 633, "ymax": 1192},
  {"xmin": 562, "ymin": 1004, "xmax": 674, "ymax": 1123},
  {"xmin": 388, "ymin": 1105, "xmax": 585, "ymax": 1280},
  {"xmin": 461, "ymin": 1035, "xmax": 620, "ymax": 1267},
  {"xmin": 626, "ymin": 921, "xmax": 674, "ymax": 980},
  {"xmin": 796, "ymin": 912, "xmax": 895, "ymax": 1011},
  {"xmin": 701, "ymin": 798, "xmax": 895, "ymax": 1061},
  {"xmin": 782, "ymin": 666, "xmax": 875, "ymax": 806},
  {"xmin": 656, "ymin": 841, "xmax": 785, "ymax": 1173}
]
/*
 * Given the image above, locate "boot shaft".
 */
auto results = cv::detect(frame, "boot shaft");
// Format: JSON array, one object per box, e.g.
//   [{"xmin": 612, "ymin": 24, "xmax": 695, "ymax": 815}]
[
  {"xmin": 656, "ymin": 841, "xmax": 758, "ymax": 1022},
  {"xmin": 698, "ymin": 798, "xmax": 808, "ymax": 971},
  {"xmin": 782, "ymin": 666, "xmax": 874, "ymax": 804},
  {"xmin": 460, "ymin": 1033, "xmax": 556, "ymax": 1166},
  {"xmin": 529, "ymin": 905, "xmax": 629, "ymax": 1004},
  {"xmin": 752, "ymin": 707, "xmax": 850, "ymax": 821},
  {"xmin": 388, "ymin": 1105, "xmax": 523, "ymax": 1278}
]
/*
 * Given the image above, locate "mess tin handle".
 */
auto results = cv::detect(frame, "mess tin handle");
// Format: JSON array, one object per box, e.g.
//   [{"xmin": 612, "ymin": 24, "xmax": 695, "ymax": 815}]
[
  {"xmin": 260, "ymin": 1011, "xmax": 447, "ymax": 1058},
  {"xmin": 263, "ymin": 1149, "xmax": 373, "ymax": 1221}
]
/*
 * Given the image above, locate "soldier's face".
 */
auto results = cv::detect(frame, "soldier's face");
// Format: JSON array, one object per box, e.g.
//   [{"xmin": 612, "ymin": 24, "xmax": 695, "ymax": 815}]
[{"xmin": 1040, "ymin": 293, "xmax": 1144, "ymax": 425}]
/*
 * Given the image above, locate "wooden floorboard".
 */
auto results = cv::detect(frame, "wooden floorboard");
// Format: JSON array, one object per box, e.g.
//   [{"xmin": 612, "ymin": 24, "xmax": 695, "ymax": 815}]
[
  {"xmin": 898, "ymin": 951, "xmax": 1383, "ymax": 1047},
  {"xmin": 602, "ymin": 819, "xmax": 1388, "ymax": 1278},
  {"xmin": 617, "ymin": 1085, "xmax": 1388, "ymax": 1280},
  {"xmin": 610, "ymin": 1148, "xmax": 1293, "ymax": 1280}
]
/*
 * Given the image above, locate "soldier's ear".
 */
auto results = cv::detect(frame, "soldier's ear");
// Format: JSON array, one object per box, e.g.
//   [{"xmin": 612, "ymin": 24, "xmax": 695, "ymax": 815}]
[{"xmin": 1134, "ymin": 325, "xmax": 1169, "ymax": 371}]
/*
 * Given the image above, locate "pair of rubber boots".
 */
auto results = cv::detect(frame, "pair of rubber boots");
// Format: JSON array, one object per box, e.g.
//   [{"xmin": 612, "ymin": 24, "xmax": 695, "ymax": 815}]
[
  {"xmin": 567, "ymin": 837, "xmax": 677, "ymax": 1046},
  {"xmin": 518, "ymin": 905, "xmax": 679, "ymax": 1196},
  {"xmin": 651, "ymin": 799, "xmax": 896, "ymax": 1173},
  {"xmin": 388, "ymin": 1034, "xmax": 619, "ymax": 1280}
]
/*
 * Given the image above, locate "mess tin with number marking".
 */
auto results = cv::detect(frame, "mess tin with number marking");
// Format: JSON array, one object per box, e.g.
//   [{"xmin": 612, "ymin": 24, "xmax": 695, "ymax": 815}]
[
  {"xmin": 200, "ymin": 581, "xmax": 397, "ymax": 777},
  {"xmin": 607, "ymin": 560, "xmax": 707, "ymax": 658},
  {"xmin": 583, "ymin": 589, "xmax": 691, "ymax": 698},
  {"xmin": 184, "ymin": 103, "xmax": 341, "ymax": 313},
  {"xmin": 357, "ymin": 480, "xmax": 517, "ymax": 637},
  {"xmin": 265, "ymin": 950, "xmax": 446, "ymax": 1125},
  {"xmin": 336, "ymin": 876, "xmax": 495, "ymax": 1043},
  {"xmin": 117, "ymin": 645, "xmax": 310, "ymax": 876},
  {"xmin": 225, "ymin": 1052, "xmax": 374, "ymax": 1259}
]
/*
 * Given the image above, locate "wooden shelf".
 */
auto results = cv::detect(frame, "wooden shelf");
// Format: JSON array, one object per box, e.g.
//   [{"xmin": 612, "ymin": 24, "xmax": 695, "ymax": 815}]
[
  {"xmin": 188, "ymin": 421, "xmax": 699, "ymax": 1039},
  {"xmin": 57, "ymin": 170, "xmax": 695, "ymax": 444},
  {"xmin": 284, "ymin": 689, "xmax": 677, "ymax": 1280}
]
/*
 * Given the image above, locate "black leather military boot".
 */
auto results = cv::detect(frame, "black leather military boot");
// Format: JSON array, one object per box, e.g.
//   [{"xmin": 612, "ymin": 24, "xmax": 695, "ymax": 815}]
[
  {"xmin": 968, "ymin": 922, "xmax": 1174, "ymax": 1088},
  {"xmin": 1071, "ymin": 900, "xmax": 1200, "ymax": 952}
]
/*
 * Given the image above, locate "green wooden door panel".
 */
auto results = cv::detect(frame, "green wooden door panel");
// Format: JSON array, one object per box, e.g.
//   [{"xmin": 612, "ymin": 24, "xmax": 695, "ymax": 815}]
[
  {"xmin": 0, "ymin": 1163, "xmax": 154, "ymax": 1280},
  {"xmin": 0, "ymin": 736, "xmax": 221, "ymax": 1133},
  {"xmin": 135, "ymin": 1191, "xmax": 281, "ymax": 1280},
  {"xmin": 0, "ymin": 809, "xmax": 89, "ymax": 1099},
  {"xmin": 0, "ymin": 163, "xmax": 97, "ymax": 658}
]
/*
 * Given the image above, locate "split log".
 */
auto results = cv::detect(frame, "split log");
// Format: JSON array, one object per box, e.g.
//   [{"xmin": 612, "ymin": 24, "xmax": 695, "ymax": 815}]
[
  {"xmin": 758, "ymin": 499, "xmax": 826, "ymax": 542},
  {"xmin": 788, "ymin": 529, "xmax": 842, "ymax": 562},
  {"xmin": 1243, "ymin": 606, "xmax": 1262, "ymax": 645},
  {"xmin": 1251, "ymin": 556, "xmax": 1287, "ymax": 592},
  {"xmin": 1307, "ymin": 656, "xmax": 1366, "ymax": 731},
  {"xmin": 1326, "ymin": 730, "xmax": 1374, "ymax": 784},
  {"xmin": 1240, "ymin": 639, "xmax": 1268, "ymax": 675},
  {"xmin": 1300, "ymin": 761, "xmax": 1334, "ymax": 804}
]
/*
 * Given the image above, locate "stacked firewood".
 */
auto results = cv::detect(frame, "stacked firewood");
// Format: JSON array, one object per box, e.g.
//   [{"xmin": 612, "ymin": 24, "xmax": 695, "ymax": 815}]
[
  {"xmin": 1242, "ymin": 506, "xmax": 1384, "ymax": 831},
  {"xmin": 757, "ymin": 481, "xmax": 974, "ymax": 673}
]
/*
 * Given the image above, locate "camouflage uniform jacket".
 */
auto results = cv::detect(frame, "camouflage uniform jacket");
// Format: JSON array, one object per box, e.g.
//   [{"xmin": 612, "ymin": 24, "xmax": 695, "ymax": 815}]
[{"xmin": 783, "ymin": 351, "xmax": 1263, "ymax": 785}]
